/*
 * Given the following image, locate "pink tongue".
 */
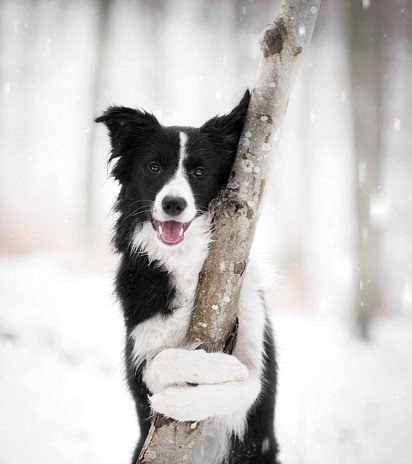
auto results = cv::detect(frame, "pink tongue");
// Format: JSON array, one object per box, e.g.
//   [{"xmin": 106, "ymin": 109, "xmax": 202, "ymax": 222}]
[{"xmin": 160, "ymin": 220, "xmax": 184, "ymax": 244}]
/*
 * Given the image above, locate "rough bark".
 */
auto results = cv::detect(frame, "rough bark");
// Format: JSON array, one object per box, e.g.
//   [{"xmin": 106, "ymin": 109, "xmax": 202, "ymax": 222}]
[{"xmin": 138, "ymin": 1, "xmax": 320, "ymax": 462}]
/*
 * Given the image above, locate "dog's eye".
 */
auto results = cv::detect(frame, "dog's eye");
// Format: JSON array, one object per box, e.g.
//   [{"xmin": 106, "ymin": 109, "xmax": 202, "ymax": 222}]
[
  {"xmin": 192, "ymin": 167, "xmax": 206, "ymax": 178},
  {"xmin": 149, "ymin": 162, "xmax": 161, "ymax": 173}
]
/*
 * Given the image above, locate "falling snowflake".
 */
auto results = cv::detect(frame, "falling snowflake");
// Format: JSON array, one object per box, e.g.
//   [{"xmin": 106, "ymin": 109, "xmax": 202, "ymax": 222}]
[
  {"xmin": 358, "ymin": 159, "xmax": 367, "ymax": 186},
  {"xmin": 310, "ymin": 110, "xmax": 316, "ymax": 122}
]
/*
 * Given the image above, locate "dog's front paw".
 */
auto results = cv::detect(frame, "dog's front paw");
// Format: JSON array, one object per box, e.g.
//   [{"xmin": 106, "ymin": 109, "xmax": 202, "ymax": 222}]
[
  {"xmin": 144, "ymin": 348, "xmax": 248, "ymax": 394},
  {"xmin": 150, "ymin": 385, "xmax": 202, "ymax": 421},
  {"xmin": 149, "ymin": 378, "xmax": 260, "ymax": 421},
  {"xmin": 149, "ymin": 383, "xmax": 228, "ymax": 421}
]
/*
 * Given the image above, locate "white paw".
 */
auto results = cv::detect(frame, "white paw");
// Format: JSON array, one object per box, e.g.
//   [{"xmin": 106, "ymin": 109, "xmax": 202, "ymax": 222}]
[
  {"xmin": 149, "ymin": 382, "xmax": 238, "ymax": 421},
  {"xmin": 144, "ymin": 348, "xmax": 248, "ymax": 394},
  {"xmin": 150, "ymin": 377, "xmax": 262, "ymax": 421}
]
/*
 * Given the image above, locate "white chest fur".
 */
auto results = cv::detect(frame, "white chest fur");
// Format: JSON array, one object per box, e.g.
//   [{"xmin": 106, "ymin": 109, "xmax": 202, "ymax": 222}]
[{"xmin": 130, "ymin": 215, "xmax": 211, "ymax": 367}]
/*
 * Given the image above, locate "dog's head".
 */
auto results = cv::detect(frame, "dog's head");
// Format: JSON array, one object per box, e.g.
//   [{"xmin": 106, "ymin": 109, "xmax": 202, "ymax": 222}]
[{"xmin": 96, "ymin": 90, "xmax": 250, "ymax": 250}]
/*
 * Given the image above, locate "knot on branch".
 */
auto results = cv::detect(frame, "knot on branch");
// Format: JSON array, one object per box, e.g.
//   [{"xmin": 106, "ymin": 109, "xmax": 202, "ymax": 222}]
[
  {"xmin": 260, "ymin": 18, "xmax": 288, "ymax": 58},
  {"xmin": 293, "ymin": 45, "xmax": 303, "ymax": 57},
  {"xmin": 225, "ymin": 200, "xmax": 245, "ymax": 217},
  {"xmin": 234, "ymin": 261, "xmax": 246, "ymax": 276}
]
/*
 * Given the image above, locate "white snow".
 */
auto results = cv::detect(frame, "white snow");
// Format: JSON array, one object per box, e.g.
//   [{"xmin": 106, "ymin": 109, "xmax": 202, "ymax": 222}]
[
  {"xmin": 274, "ymin": 308, "xmax": 412, "ymax": 464},
  {"xmin": 0, "ymin": 254, "xmax": 136, "ymax": 464},
  {"xmin": 1, "ymin": 255, "xmax": 412, "ymax": 463}
]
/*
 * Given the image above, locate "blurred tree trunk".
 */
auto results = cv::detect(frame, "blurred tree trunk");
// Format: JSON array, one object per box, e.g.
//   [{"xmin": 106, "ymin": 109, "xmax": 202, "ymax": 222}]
[
  {"xmin": 350, "ymin": 0, "xmax": 383, "ymax": 339},
  {"xmin": 379, "ymin": 1, "xmax": 412, "ymax": 314},
  {"xmin": 85, "ymin": 0, "xmax": 111, "ymax": 247},
  {"xmin": 143, "ymin": 0, "xmax": 165, "ymax": 110}
]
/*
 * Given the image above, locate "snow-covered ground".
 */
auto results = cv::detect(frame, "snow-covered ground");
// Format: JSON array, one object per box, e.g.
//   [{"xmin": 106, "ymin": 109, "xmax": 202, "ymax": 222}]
[{"xmin": 1, "ymin": 254, "xmax": 411, "ymax": 464}]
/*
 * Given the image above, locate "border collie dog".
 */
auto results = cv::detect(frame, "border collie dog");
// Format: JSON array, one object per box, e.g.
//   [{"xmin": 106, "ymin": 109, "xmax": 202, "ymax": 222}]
[{"xmin": 96, "ymin": 90, "xmax": 279, "ymax": 464}]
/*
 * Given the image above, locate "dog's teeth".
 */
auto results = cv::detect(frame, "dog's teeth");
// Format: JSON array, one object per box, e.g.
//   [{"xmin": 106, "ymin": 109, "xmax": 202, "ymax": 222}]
[
  {"xmin": 159, "ymin": 224, "xmax": 163, "ymax": 235},
  {"xmin": 179, "ymin": 227, "xmax": 183, "ymax": 237}
]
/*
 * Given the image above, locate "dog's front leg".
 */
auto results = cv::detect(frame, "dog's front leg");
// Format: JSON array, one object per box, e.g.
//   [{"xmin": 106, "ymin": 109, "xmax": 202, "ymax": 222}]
[
  {"xmin": 143, "ymin": 348, "xmax": 248, "ymax": 394},
  {"xmin": 143, "ymin": 347, "xmax": 260, "ymax": 422}
]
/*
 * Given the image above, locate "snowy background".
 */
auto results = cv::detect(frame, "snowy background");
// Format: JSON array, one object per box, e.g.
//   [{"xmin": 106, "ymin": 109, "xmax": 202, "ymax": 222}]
[{"xmin": 0, "ymin": 0, "xmax": 411, "ymax": 463}]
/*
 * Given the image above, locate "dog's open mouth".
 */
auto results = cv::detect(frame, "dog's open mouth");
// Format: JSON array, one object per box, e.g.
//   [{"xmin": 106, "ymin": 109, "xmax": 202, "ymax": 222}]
[{"xmin": 152, "ymin": 219, "xmax": 191, "ymax": 245}]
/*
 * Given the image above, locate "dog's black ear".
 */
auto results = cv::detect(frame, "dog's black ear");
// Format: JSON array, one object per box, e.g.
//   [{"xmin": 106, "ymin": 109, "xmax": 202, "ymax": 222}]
[
  {"xmin": 200, "ymin": 89, "xmax": 250, "ymax": 158},
  {"xmin": 96, "ymin": 106, "xmax": 160, "ymax": 183}
]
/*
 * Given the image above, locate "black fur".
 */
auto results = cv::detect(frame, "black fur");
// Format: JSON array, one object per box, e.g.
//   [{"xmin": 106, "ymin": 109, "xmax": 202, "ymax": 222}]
[
  {"xmin": 96, "ymin": 90, "xmax": 280, "ymax": 463},
  {"xmin": 228, "ymin": 308, "xmax": 280, "ymax": 463}
]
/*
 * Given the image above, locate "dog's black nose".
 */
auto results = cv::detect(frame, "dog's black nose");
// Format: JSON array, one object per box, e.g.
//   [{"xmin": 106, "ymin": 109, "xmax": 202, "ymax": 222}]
[{"xmin": 162, "ymin": 196, "xmax": 187, "ymax": 217}]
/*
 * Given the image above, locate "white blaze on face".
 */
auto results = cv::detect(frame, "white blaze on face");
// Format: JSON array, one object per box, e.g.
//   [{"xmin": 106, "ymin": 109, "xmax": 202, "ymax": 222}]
[{"xmin": 152, "ymin": 131, "xmax": 196, "ymax": 224}]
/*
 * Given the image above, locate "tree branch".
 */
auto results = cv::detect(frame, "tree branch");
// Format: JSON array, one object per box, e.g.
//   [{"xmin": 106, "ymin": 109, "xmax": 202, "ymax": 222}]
[{"xmin": 138, "ymin": 1, "xmax": 320, "ymax": 462}]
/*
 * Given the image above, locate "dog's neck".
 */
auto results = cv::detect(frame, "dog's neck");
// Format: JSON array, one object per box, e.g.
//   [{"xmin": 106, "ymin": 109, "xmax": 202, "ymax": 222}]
[{"xmin": 130, "ymin": 214, "xmax": 212, "ymax": 352}]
